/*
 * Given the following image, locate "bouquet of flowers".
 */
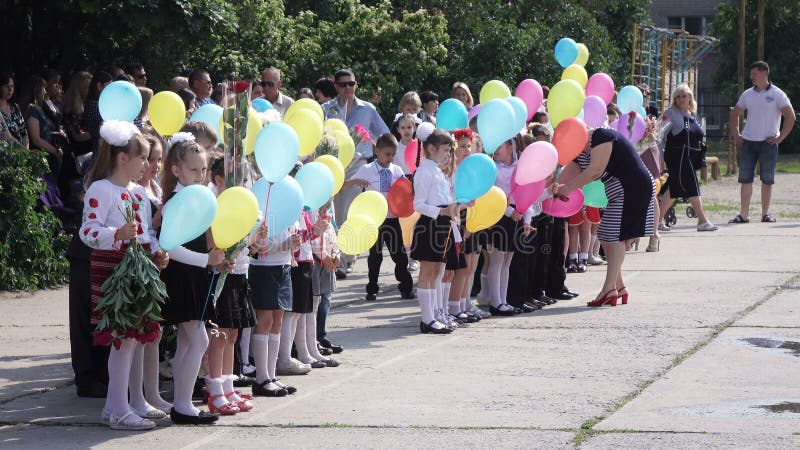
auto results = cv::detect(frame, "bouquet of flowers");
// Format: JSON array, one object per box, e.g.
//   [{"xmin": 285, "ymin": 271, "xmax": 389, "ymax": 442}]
[
  {"xmin": 351, "ymin": 124, "xmax": 371, "ymax": 148},
  {"xmin": 315, "ymin": 133, "xmax": 339, "ymax": 158},
  {"xmin": 93, "ymin": 195, "xmax": 166, "ymax": 349}
]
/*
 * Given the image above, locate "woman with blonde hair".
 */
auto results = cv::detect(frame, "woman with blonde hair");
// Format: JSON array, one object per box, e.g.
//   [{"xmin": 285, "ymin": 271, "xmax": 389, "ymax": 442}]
[
  {"xmin": 657, "ymin": 83, "xmax": 716, "ymax": 232},
  {"xmin": 451, "ymin": 81, "xmax": 474, "ymax": 110}
]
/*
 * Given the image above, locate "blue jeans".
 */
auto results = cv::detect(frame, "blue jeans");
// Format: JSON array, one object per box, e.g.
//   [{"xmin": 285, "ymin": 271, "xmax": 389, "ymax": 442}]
[
  {"xmin": 316, "ymin": 291, "xmax": 331, "ymax": 340},
  {"xmin": 739, "ymin": 139, "xmax": 778, "ymax": 185}
]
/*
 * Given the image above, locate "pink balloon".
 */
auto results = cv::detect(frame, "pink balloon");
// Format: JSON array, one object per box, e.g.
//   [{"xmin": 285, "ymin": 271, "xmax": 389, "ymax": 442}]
[
  {"xmin": 515, "ymin": 141, "xmax": 558, "ymax": 185},
  {"xmin": 404, "ymin": 139, "xmax": 420, "ymax": 174},
  {"xmin": 583, "ymin": 95, "xmax": 607, "ymax": 128},
  {"xmin": 541, "ymin": 187, "xmax": 585, "ymax": 218},
  {"xmin": 467, "ymin": 104, "xmax": 482, "ymax": 123},
  {"xmin": 611, "ymin": 113, "xmax": 646, "ymax": 145},
  {"xmin": 510, "ymin": 169, "xmax": 546, "ymax": 214},
  {"xmin": 514, "ymin": 79, "xmax": 544, "ymax": 121},
  {"xmin": 586, "ymin": 73, "xmax": 615, "ymax": 106}
]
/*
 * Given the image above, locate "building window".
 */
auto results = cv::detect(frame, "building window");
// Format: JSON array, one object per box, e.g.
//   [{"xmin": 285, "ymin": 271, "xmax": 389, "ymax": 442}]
[{"xmin": 667, "ymin": 16, "xmax": 708, "ymax": 35}]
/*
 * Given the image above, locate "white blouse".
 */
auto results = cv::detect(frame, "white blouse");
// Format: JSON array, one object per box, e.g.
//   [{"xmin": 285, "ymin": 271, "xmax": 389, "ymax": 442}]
[
  {"xmin": 413, "ymin": 158, "xmax": 452, "ymax": 219},
  {"xmin": 80, "ymin": 179, "xmax": 160, "ymax": 253}
]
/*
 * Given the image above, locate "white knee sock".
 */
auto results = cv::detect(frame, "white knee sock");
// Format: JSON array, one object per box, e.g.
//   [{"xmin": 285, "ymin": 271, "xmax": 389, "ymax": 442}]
[
  {"xmin": 278, "ymin": 312, "xmax": 298, "ymax": 365},
  {"xmin": 239, "ymin": 327, "xmax": 252, "ymax": 367},
  {"xmin": 267, "ymin": 333, "xmax": 280, "ymax": 380},
  {"xmin": 418, "ymin": 288, "xmax": 435, "ymax": 323},
  {"xmin": 294, "ymin": 314, "xmax": 316, "ymax": 364},
  {"xmin": 173, "ymin": 322, "xmax": 209, "ymax": 416},
  {"xmin": 307, "ymin": 299, "xmax": 327, "ymax": 360},
  {"xmin": 251, "ymin": 333, "xmax": 269, "ymax": 385},
  {"xmin": 103, "ymin": 338, "xmax": 137, "ymax": 416}
]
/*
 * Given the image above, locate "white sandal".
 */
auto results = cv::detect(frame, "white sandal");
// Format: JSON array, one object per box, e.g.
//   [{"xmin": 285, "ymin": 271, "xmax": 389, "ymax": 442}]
[{"xmin": 108, "ymin": 410, "xmax": 157, "ymax": 430}]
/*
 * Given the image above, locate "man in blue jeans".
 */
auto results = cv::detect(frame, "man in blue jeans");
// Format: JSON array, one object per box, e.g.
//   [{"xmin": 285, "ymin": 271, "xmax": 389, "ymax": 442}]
[{"xmin": 729, "ymin": 61, "xmax": 795, "ymax": 223}]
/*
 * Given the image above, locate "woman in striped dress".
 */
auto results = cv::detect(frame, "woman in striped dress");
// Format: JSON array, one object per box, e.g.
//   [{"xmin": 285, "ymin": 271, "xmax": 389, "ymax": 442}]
[{"xmin": 556, "ymin": 126, "xmax": 655, "ymax": 307}]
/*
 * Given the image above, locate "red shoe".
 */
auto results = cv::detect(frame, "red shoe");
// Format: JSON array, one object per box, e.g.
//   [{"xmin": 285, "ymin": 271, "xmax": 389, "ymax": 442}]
[
  {"xmin": 207, "ymin": 394, "xmax": 240, "ymax": 415},
  {"xmin": 618, "ymin": 286, "xmax": 629, "ymax": 305},
  {"xmin": 235, "ymin": 390, "xmax": 253, "ymax": 401},
  {"xmin": 226, "ymin": 392, "xmax": 253, "ymax": 412},
  {"xmin": 587, "ymin": 289, "xmax": 618, "ymax": 307}
]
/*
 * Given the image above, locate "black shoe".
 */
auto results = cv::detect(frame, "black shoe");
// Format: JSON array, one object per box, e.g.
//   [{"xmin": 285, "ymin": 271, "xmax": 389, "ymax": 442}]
[
  {"xmin": 537, "ymin": 294, "xmax": 557, "ymax": 305},
  {"xmin": 524, "ymin": 301, "xmax": 542, "ymax": 311},
  {"xmin": 365, "ymin": 293, "xmax": 377, "ymax": 301},
  {"xmin": 273, "ymin": 378, "xmax": 297, "ymax": 394},
  {"xmin": 562, "ymin": 287, "xmax": 579, "ymax": 298},
  {"xmin": 400, "ymin": 289, "xmax": 417, "ymax": 300},
  {"xmin": 76, "ymin": 380, "xmax": 107, "ymax": 398},
  {"xmin": 335, "ymin": 269, "xmax": 347, "ymax": 280},
  {"xmin": 519, "ymin": 303, "xmax": 537, "ymax": 313},
  {"xmin": 549, "ymin": 291, "xmax": 575, "ymax": 301},
  {"xmin": 309, "ymin": 360, "xmax": 327, "ymax": 369},
  {"xmin": 252, "ymin": 380, "xmax": 288, "ymax": 397},
  {"xmin": 420, "ymin": 321, "xmax": 453, "ymax": 334},
  {"xmin": 533, "ymin": 300, "xmax": 548, "ymax": 308},
  {"xmin": 318, "ymin": 344, "xmax": 334, "ymax": 356},
  {"xmin": 233, "ymin": 374, "xmax": 256, "ymax": 387},
  {"xmin": 489, "ymin": 304, "xmax": 516, "ymax": 316},
  {"xmin": 170, "ymin": 408, "xmax": 219, "ymax": 425},
  {"xmin": 318, "ymin": 338, "xmax": 343, "ymax": 354}
]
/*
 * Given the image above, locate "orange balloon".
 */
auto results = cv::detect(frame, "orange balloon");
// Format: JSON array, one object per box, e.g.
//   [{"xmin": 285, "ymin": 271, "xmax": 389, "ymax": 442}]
[{"xmin": 553, "ymin": 117, "xmax": 588, "ymax": 166}]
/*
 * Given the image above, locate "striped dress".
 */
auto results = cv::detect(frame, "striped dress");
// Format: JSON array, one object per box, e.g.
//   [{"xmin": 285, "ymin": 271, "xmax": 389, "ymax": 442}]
[{"xmin": 576, "ymin": 128, "xmax": 655, "ymax": 243}]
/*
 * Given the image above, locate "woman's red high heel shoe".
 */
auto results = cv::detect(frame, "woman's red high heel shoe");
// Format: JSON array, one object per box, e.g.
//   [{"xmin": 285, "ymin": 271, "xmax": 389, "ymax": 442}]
[
  {"xmin": 618, "ymin": 286, "xmax": 629, "ymax": 305},
  {"xmin": 587, "ymin": 289, "xmax": 618, "ymax": 307}
]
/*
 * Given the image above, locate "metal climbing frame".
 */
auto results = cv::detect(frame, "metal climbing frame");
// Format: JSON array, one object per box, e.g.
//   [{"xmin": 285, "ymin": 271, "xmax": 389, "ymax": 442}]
[{"xmin": 631, "ymin": 24, "xmax": 718, "ymax": 113}]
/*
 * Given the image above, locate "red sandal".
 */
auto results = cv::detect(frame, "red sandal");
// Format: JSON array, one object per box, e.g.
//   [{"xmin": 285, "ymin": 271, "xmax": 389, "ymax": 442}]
[
  {"xmin": 618, "ymin": 286, "xmax": 629, "ymax": 305},
  {"xmin": 587, "ymin": 289, "xmax": 618, "ymax": 307},
  {"xmin": 207, "ymin": 394, "xmax": 240, "ymax": 415},
  {"xmin": 225, "ymin": 392, "xmax": 253, "ymax": 412}
]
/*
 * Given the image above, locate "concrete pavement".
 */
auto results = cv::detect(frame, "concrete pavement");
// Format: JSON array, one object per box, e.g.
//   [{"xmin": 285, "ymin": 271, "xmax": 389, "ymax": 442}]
[{"xmin": 1, "ymin": 218, "xmax": 799, "ymax": 449}]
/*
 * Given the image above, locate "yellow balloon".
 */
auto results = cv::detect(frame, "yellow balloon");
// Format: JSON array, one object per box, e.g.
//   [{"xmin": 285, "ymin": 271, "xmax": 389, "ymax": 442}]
[
  {"xmin": 315, "ymin": 155, "xmax": 345, "ymax": 195},
  {"xmin": 211, "ymin": 187, "xmax": 260, "ymax": 249},
  {"xmin": 338, "ymin": 214, "xmax": 379, "ymax": 255},
  {"xmin": 479, "ymin": 80, "xmax": 512, "ymax": 105},
  {"xmin": 348, "ymin": 190, "xmax": 388, "ymax": 226},
  {"xmin": 285, "ymin": 109, "xmax": 323, "ymax": 157},
  {"xmin": 548, "ymin": 79, "xmax": 585, "ymax": 128},
  {"xmin": 575, "ymin": 43, "xmax": 590, "ymax": 66},
  {"xmin": 244, "ymin": 108, "xmax": 262, "ymax": 155},
  {"xmin": 399, "ymin": 212, "xmax": 420, "ymax": 247},
  {"xmin": 324, "ymin": 118, "xmax": 349, "ymax": 135},
  {"xmin": 148, "ymin": 91, "xmax": 185, "ymax": 136},
  {"xmin": 562, "ymin": 64, "xmax": 588, "ymax": 89},
  {"xmin": 333, "ymin": 129, "xmax": 355, "ymax": 167},
  {"xmin": 285, "ymin": 98, "xmax": 324, "ymax": 124},
  {"xmin": 466, "ymin": 186, "xmax": 507, "ymax": 233}
]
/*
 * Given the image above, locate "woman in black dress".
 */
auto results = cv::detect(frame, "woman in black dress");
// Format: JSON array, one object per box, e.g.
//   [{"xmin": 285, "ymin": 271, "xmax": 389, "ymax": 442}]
[
  {"xmin": 658, "ymin": 84, "xmax": 716, "ymax": 232},
  {"xmin": 557, "ymin": 126, "xmax": 655, "ymax": 307}
]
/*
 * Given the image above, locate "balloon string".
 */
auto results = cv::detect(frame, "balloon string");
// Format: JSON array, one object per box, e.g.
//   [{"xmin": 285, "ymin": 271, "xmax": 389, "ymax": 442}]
[
  {"xmin": 198, "ymin": 271, "xmax": 218, "ymax": 326},
  {"xmin": 260, "ymin": 182, "xmax": 273, "ymax": 259}
]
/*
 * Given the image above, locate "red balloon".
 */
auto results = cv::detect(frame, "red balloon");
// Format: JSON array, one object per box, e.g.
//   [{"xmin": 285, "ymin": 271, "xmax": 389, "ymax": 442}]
[
  {"xmin": 388, "ymin": 177, "xmax": 415, "ymax": 218},
  {"xmin": 552, "ymin": 117, "xmax": 588, "ymax": 166},
  {"xmin": 404, "ymin": 140, "xmax": 421, "ymax": 174}
]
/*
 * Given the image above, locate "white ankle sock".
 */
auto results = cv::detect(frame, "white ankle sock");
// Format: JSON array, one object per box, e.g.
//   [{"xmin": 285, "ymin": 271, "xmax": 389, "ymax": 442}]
[
  {"xmin": 579, "ymin": 252, "xmax": 588, "ymax": 261},
  {"xmin": 251, "ymin": 333, "xmax": 269, "ymax": 385},
  {"xmin": 222, "ymin": 374, "xmax": 242, "ymax": 403},
  {"xmin": 460, "ymin": 298, "xmax": 467, "ymax": 312},
  {"xmin": 569, "ymin": 253, "xmax": 578, "ymax": 260},
  {"xmin": 207, "ymin": 377, "xmax": 227, "ymax": 409},
  {"xmin": 418, "ymin": 288, "xmax": 435, "ymax": 323}
]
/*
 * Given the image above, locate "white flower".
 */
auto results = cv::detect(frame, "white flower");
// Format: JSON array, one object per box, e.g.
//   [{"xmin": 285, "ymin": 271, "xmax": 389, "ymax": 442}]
[
  {"xmin": 171, "ymin": 132, "xmax": 196, "ymax": 144},
  {"xmin": 99, "ymin": 120, "xmax": 140, "ymax": 147}
]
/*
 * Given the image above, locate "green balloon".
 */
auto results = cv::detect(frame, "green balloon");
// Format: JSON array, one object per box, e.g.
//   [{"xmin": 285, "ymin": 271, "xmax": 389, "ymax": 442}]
[
  {"xmin": 583, "ymin": 180, "xmax": 608, "ymax": 208},
  {"xmin": 548, "ymin": 79, "xmax": 585, "ymax": 127}
]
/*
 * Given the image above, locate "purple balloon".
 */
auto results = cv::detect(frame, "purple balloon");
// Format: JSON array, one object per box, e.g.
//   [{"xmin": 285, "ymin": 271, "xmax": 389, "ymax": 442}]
[
  {"xmin": 583, "ymin": 95, "xmax": 607, "ymax": 128},
  {"xmin": 611, "ymin": 113, "xmax": 647, "ymax": 145},
  {"xmin": 467, "ymin": 104, "xmax": 482, "ymax": 123}
]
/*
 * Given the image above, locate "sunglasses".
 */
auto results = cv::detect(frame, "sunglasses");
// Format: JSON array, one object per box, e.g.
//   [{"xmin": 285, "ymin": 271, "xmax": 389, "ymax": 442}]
[
  {"xmin": 261, "ymin": 80, "xmax": 275, "ymax": 88},
  {"xmin": 336, "ymin": 81, "xmax": 356, "ymax": 87}
]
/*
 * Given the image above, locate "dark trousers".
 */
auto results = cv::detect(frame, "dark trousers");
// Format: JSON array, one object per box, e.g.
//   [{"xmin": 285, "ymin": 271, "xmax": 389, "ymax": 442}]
[
  {"xmin": 67, "ymin": 236, "xmax": 109, "ymax": 388},
  {"xmin": 507, "ymin": 220, "xmax": 537, "ymax": 306},
  {"xmin": 367, "ymin": 218, "xmax": 413, "ymax": 295},
  {"xmin": 529, "ymin": 215, "xmax": 567, "ymax": 298}
]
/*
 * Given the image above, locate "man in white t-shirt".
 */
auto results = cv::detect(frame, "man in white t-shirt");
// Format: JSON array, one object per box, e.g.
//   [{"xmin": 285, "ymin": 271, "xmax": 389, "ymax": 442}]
[{"xmin": 729, "ymin": 61, "xmax": 795, "ymax": 223}]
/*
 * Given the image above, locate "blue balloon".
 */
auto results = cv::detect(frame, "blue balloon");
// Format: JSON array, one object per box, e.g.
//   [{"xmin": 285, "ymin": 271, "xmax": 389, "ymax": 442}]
[
  {"xmin": 554, "ymin": 38, "xmax": 579, "ymax": 68},
  {"xmin": 190, "ymin": 104, "xmax": 223, "ymax": 138},
  {"xmin": 477, "ymin": 98, "xmax": 518, "ymax": 154},
  {"xmin": 636, "ymin": 105, "xmax": 648, "ymax": 119},
  {"xmin": 98, "ymin": 81, "xmax": 142, "ymax": 122},
  {"xmin": 252, "ymin": 98, "xmax": 274, "ymax": 113},
  {"xmin": 617, "ymin": 85, "xmax": 644, "ymax": 114},
  {"xmin": 159, "ymin": 185, "xmax": 218, "ymax": 251},
  {"xmin": 454, "ymin": 153, "xmax": 497, "ymax": 203},
  {"xmin": 252, "ymin": 176, "xmax": 304, "ymax": 237},
  {"xmin": 437, "ymin": 98, "xmax": 468, "ymax": 131},
  {"xmin": 505, "ymin": 96, "xmax": 528, "ymax": 134},
  {"xmin": 254, "ymin": 122, "xmax": 300, "ymax": 183},
  {"xmin": 295, "ymin": 162, "xmax": 334, "ymax": 210}
]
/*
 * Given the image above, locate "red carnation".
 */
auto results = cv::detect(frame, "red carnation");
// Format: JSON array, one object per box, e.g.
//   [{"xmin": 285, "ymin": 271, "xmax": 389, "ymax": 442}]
[
  {"xmin": 233, "ymin": 81, "xmax": 250, "ymax": 94},
  {"xmin": 89, "ymin": 198, "xmax": 99, "ymax": 208},
  {"xmin": 125, "ymin": 329, "xmax": 138, "ymax": 339},
  {"xmin": 132, "ymin": 202, "xmax": 140, "ymax": 211},
  {"xmin": 121, "ymin": 192, "xmax": 130, "ymax": 201},
  {"xmin": 92, "ymin": 231, "xmax": 99, "ymax": 238},
  {"xmin": 88, "ymin": 213, "xmax": 97, "ymax": 220},
  {"xmin": 135, "ymin": 194, "xmax": 142, "ymax": 201},
  {"xmin": 92, "ymin": 330, "xmax": 114, "ymax": 346}
]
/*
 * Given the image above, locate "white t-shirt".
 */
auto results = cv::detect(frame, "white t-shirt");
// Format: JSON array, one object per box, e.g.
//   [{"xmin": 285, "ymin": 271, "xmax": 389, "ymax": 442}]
[
  {"xmin": 736, "ymin": 84, "xmax": 792, "ymax": 141},
  {"xmin": 352, "ymin": 161, "xmax": 406, "ymax": 218}
]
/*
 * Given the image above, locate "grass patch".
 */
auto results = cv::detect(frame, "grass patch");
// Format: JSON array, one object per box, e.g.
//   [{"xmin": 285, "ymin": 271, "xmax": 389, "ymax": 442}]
[
  {"xmin": 573, "ymin": 416, "xmax": 605, "ymax": 446},
  {"xmin": 776, "ymin": 157, "xmax": 800, "ymax": 173},
  {"xmin": 701, "ymin": 203, "xmax": 739, "ymax": 213}
]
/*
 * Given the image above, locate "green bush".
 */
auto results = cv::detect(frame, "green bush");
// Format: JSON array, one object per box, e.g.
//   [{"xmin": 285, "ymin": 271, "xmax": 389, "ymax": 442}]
[{"xmin": 0, "ymin": 142, "xmax": 70, "ymax": 291}]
